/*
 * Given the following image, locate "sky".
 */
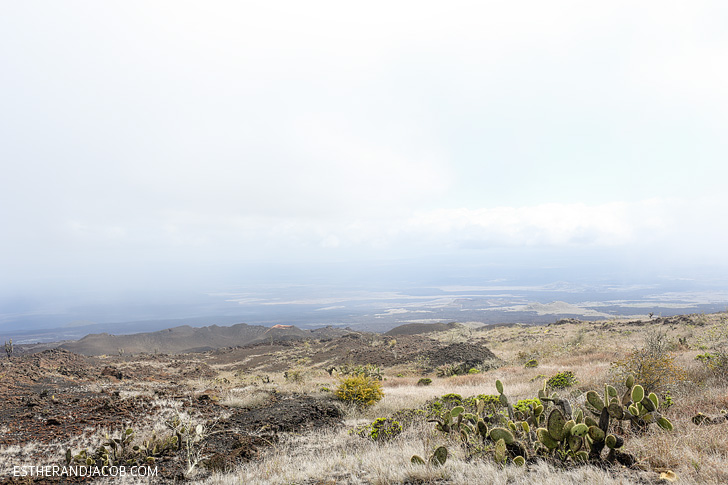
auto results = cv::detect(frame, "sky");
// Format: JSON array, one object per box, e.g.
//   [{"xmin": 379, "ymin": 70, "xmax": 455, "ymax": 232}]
[{"xmin": 2, "ymin": 1, "xmax": 728, "ymax": 301}]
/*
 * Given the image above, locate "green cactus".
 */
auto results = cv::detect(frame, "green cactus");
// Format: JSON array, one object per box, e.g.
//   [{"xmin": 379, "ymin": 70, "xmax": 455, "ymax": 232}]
[
  {"xmin": 625, "ymin": 374, "xmax": 635, "ymax": 389},
  {"xmin": 588, "ymin": 425, "xmax": 605, "ymax": 442},
  {"xmin": 631, "ymin": 384, "xmax": 645, "ymax": 403},
  {"xmin": 412, "ymin": 376, "xmax": 674, "ymax": 468},
  {"xmin": 494, "ymin": 438, "xmax": 507, "ymax": 463},
  {"xmin": 584, "ymin": 415, "xmax": 598, "ymax": 428},
  {"xmin": 605, "ymin": 434, "xmax": 623, "ymax": 449},
  {"xmin": 567, "ymin": 435, "xmax": 583, "ymax": 453},
  {"xmin": 570, "ymin": 423, "xmax": 588, "ymax": 437},
  {"xmin": 412, "ymin": 446, "xmax": 449, "ymax": 467},
  {"xmin": 411, "ymin": 455, "xmax": 425, "ymax": 465},
  {"xmin": 547, "ymin": 408, "xmax": 567, "ymax": 441},
  {"xmin": 657, "ymin": 416, "xmax": 674, "ymax": 431},
  {"xmin": 477, "ymin": 420, "xmax": 489, "ymax": 439},
  {"xmin": 648, "ymin": 392, "xmax": 659, "ymax": 410},
  {"xmin": 586, "ymin": 390, "xmax": 604, "ymax": 412},
  {"xmin": 489, "ymin": 427, "xmax": 516, "ymax": 445},
  {"xmin": 430, "ymin": 446, "xmax": 448, "ymax": 466},
  {"xmin": 476, "ymin": 398, "xmax": 485, "ymax": 416},
  {"xmin": 536, "ymin": 428, "xmax": 559, "ymax": 450},
  {"xmin": 607, "ymin": 402, "xmax": 624, "ymax": 420},
  {"xmin": 641, "ymin": 396, "xmax": 656, "ymax": 412}
]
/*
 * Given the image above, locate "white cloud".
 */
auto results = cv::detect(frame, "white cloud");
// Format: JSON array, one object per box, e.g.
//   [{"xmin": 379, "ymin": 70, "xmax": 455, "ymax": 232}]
[{"xmin": 2, "ymin": 0, "xmax": 728, "ymax": 290}]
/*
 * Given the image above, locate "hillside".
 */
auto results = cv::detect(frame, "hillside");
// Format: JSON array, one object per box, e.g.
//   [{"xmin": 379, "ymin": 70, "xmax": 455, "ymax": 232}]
[
  {"xmin": 1, "ymin": 312, "xmax": 727, "ymax": 484},
  {"xmin": 57, "ymin": 322, "xmax": 306, "ymax": 355}
]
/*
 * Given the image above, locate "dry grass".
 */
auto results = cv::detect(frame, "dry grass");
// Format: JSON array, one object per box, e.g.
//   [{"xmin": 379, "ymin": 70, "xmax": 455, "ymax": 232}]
[
  {"xmin": 200, "ymin": 419, "xmax": 645, "ymax": 485},
  {"xmin": 196, "ymin": 314, "xmax": 728, "ymax": 484},
  {"xmin": 220, "ymin": 387, "xmax": 274, "ymax": 409}
]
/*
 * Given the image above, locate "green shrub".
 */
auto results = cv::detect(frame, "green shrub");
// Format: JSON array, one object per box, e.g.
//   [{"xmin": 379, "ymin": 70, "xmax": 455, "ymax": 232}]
[
  {"xmin": 546, "ymin": 370, "xmax": 577, "ymax": 389},
  {"xmin": 335, "ymin": 375, "xmax": 384, "ymax": 407},
  {"xmin": 695, "ymin": 350, "xmax": 728, "ymax": 381},
  {"xmin": 441, "ymin": 393, "xmax": 463, "ymax": 403},
  {"xmin": 417, "ymin": 378, "xmax": 432, "ymax": 386},
  {"xmin": 355, "ymin": 417, "xmax": 402, "ymax": 442},
  {"xmin": 338, "ymin": 364, "xmax": 383, "ymax": 380},
  {"xmin": 463, "ymin": 393, "xmax": 502, "ymax": 415},
  {"xmin": 513, "ymin": 398, "xmax": 541, "ymax": 415},
  {"xmin": 525, "ymin": 359, "xmax": 538, "ymax": 368},
  {"xmin": 425, "ymin": 393, "xmax": 462, "ymax": 417}
]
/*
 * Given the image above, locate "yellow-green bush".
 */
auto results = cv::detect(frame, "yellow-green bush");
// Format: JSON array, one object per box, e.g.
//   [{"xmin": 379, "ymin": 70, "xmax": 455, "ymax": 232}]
[{"xmin": 335, "ymin": 375, "xmax": 384, "ymax": 407}]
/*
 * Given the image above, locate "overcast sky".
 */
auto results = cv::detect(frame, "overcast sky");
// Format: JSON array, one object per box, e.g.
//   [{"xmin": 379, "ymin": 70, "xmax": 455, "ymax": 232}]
[{"xmin": 2, "ymin": 1, "xmax": 728, "ymax": 295}]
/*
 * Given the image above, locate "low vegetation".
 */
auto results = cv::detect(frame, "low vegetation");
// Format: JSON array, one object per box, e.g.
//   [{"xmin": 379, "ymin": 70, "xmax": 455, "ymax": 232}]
[
  {"xmin": 2, "ymin": 312, "xmax": 728, "ymax": 483},
  {"xmin": 335, "ymin": 375, "xmax": 385, "ymax": 408}
]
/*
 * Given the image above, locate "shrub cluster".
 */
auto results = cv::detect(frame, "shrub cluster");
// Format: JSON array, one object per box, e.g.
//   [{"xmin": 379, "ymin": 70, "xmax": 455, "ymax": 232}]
[
  {"xmin": 354, "ymin": 417, "xmax": 403, "ymax": 442},
  {"xmin": 335, "ymin": 375, "xmax": 384, "ymax": 407},
  {"xmin": 695, "ymin": 349, "xmax": 728, "ymax": 381},
  {"xmin": 612, "ymin": 331, "xmax": 687, "ymax": 392},
  {"xmin": 338, "ymin": 363, "xmax": 383, "ymax": 380},
  {"xmin": 546, "ymin": 370, "xmax": 577, "ymax": 390}
]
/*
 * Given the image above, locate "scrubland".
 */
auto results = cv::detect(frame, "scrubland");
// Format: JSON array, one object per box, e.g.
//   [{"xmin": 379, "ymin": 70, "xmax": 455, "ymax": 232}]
[
  {"xmin": 2, "ymin": 313, "xmax": 727, "ymax": 484},
  {"xmin": 195, "ymin": 313, "xmax": 728, "ymax": 484}
]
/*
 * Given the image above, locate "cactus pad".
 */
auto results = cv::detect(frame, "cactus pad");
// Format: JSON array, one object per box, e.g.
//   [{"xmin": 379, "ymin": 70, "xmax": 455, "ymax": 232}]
[
  {"xmin": 451, "ymin": 406, "xmax": 465, "ymax": 418},
  {"xmin": 571, "ymin": 423, "xmax": 588, "ymax": 437},
  {"xmin": 547, "ymin": 408, "xmax": 567, "ymax": 441},
  {"xmin": 625, "ymin": 375, "xmax": 635, "ymax": 389},
  {"xmin": 494, "ymin": 438, "xmax": 507, "ymax": 463},
  {"xmin": 657, "ymin": 417, "xmax": 674, "ymax": 431},
  {"xmin": 631, "ymin": 385, "xmax": 645, "ymax": 403},
  {"xmin": 567, "ymin": 435, "xmax": 583, "ymax": 452},
  {"xmin": 537, "ymin": 428, "xmax": 559, "ymax": 450},
  {"xmin": 430, "ymin": 446, "xmax": 448, "ymax": 467},
  {"xmin": 607, "ymin": 402, "xmax": 624, "ymax": 420},
  {"xmin": 477, "ymin": 420, "xmax": 488, "ymax": 437},
  {"xmin": 586, "ymin": 391, "xmax": 605, "ymax": 411},
  {"xmin": 489, "ymin": 427, "xmax": 516, "ymax": 445},
  {"xmin": 496, "ymin": 380, "xmax": 504, "ymax": 394},
  {"xmin": 588, "ymin": 425, "xmax": 605, "ymax": 442},
  {"xmin": 411, "ymin": 455, "xmax": 425, "ymax": 465}
]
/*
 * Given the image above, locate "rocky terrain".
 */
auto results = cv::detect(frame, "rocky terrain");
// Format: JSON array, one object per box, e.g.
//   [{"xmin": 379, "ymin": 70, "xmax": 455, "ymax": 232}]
[{"xmin": 0, "ymin": 313, "xmax": 726, "ymax": 484}]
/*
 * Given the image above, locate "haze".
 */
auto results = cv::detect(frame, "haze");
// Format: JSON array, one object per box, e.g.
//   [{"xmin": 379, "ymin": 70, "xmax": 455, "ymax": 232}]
[{"xmin": 2, "ymin": 2, "xmax": 728, "ymax": 336}]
